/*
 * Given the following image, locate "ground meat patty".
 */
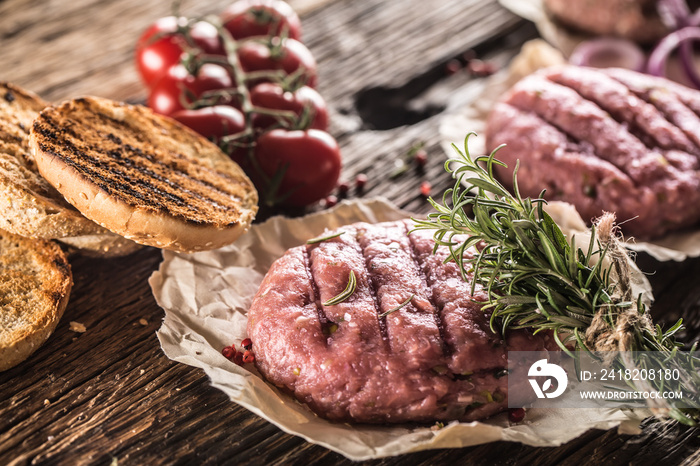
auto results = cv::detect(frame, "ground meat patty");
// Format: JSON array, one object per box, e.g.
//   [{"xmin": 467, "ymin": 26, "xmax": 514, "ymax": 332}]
[
  {"xmin": 247, "ymin": 219, "xmax": 556, "ymax": 424},
  {"xmin": 543, "ymin": 0, "xmax": 668, "ymax": 44},
  {"xmin": 485, "ymin": 65, "xmax": 700, "ymax": 239}
]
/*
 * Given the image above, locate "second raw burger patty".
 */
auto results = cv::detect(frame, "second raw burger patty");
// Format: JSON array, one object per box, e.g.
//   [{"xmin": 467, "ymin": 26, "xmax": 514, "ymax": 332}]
[
  {"xmin": 247, "ymin": 219, "xmax": 555, "ymax": 423},
  {"xmin": 485, "ymin": 65, "xmax": 700, "ymax": 239}
]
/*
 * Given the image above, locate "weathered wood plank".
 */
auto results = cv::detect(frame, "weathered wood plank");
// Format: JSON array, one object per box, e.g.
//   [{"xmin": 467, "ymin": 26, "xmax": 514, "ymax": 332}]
[{"xmin": 0, "ymin": 0, "xmax": 699, "ymax": 464}]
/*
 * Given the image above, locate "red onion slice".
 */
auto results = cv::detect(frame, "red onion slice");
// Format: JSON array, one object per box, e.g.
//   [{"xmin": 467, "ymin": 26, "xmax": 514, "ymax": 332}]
[
  {"xmin": 647, "ymin": 26, "xmax": 700, "ymax": 89},
  {"xmin": 691, "ymin": 8, "xmax": 700, "ymax": 26},
  {"xmin": 569, "ymin": 38, "xmax": 646, "ymax": 72},
  {"xmin": 657, "ymin": 0, "xmax": 692, "ymax": 29}
]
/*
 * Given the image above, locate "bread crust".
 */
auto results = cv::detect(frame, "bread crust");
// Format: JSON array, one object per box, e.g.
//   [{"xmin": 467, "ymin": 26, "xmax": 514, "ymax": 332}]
[
  {"xmin": 57, "ymin": 233, "xmax": 142, "ymax": 257},
  {"xmin": 30, "ymin": 96, "xmax": 258, "ymax": 253},
  {"xmin": 0, "ymin": 82, "xmax": 111, "ymax": 239},
  {"xmin": 0, "ymin": 229, "xmax": 72, "ymax": 372}
]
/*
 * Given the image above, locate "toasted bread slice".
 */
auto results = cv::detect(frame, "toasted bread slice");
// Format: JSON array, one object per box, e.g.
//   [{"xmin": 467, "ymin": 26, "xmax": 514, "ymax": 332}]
[
  {"xmin": 0, "ymin": 228, "xmax": 72, "ymax": 372},
  {"xmin": 0, "ymin": 82, "xmax": 113, "ymax": 239},
  {"xmin": 30, "ymin": 96, "xmax": 259, "ymax": 253}
]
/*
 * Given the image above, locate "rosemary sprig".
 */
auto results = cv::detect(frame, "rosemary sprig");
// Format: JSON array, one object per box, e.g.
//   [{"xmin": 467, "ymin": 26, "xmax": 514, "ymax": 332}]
[
  {"xmin": 379, "ymin": 294, "xmax": 415, "ymax": 318},
  {"xmin": 323, "ymin": 270, "xmax": 357, "ymax": 306},
  {"xmin": 413, "ymin": 132, "xmax": 700, "ymax": 425},
  {"xmin": 307, "ymin": 231, "xmax": 345, "ymax": 244}
]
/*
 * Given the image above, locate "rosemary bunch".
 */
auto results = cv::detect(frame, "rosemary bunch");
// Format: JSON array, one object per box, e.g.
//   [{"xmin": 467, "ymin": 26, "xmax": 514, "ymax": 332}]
[{"xmin": 413, "ymin": 133, "xmax": 700, "ymax": 425}]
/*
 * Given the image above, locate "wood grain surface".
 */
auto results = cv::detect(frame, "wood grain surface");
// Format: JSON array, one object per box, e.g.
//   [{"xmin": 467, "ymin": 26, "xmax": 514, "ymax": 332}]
[{"xmin": 1, "ymin": 0, "xmax": 700, "ymax": 464}]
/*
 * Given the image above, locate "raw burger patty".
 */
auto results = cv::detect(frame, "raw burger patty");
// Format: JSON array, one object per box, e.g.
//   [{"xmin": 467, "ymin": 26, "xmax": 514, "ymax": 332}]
[
  {"xmin": 543, "ymin": 0, "xmax": 667, "ymax": 44},
  {"xmin": 486, "ymin": 65, "xmax": 700, "ymax": 239},
  {"xmin": 247, "ymin": 219, "xmax": 555, "ymax": 423}
]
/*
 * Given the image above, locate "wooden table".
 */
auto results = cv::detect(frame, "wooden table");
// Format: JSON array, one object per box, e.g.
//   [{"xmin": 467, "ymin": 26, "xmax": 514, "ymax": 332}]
[{"xmin": 2, "ymin": 0, "xmax": 700, "ymax": 464}]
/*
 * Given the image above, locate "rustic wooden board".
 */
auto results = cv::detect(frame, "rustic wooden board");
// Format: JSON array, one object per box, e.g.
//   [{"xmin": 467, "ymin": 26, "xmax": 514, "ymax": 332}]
[{"xmin": 1, "ymin": 0, "xmax": 700, "ymax": 464}]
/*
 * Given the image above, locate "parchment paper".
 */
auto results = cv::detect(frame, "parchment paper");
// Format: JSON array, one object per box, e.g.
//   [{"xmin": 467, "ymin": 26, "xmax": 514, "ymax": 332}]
[
  {"xmin": 498, "ymin": 0, "xmax": 588, "ymax": 57},
  {"xmin": 439, "ymin": 40, "xmax": 700, "ymax": 262},
  {"xmin": 149, "ymin": 198, "xmax": 648, "ymax": 461}
]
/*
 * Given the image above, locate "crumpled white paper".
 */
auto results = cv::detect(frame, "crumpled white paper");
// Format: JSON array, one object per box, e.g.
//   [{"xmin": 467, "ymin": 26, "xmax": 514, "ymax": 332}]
[
  {"xmin": 499, "ymin": 0, "xmax": 588, "ymax": 57},
  {"xmin": 149, "ymin": 198, "xmax": 648, "ymax": 461},
  {"xmin": 439, "ymin": 41, "xmax": 700, "ymax": 262}
]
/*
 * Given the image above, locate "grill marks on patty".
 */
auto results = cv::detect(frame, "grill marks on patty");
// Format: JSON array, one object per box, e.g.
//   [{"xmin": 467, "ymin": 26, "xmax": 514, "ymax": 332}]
[
  {"xmin": 404, "ymin": 222, "xmax": 452, "ymax": 357},
  {"xmin": 502, "ymin": 72, "xmax": 700, "ymax": 186},
  {"xmin": 33, "ymin": 99, "xmax": 249, "ymax": 226},
  {"xmin": 486, "ymin": 66, "xmax": 700, "ymax": 238},
  {"xmin": 306, "ymin": 226, "xmax": 387, "ymax": 350},
  {"xmin": 550, "ymin": 68, "xmax": 699, "ymax": 157},
  {"xmin": 302, "ymin": 220, "xmax": 501, "ymax": 373},
  {"xmin": 249, "ymin": 220, "xmax": 555, "ymax": 423},
  {"xmin": 356, "ymin": 221, "xmax": 444, "ymax": 369},
  {"xmin": 603, "ymin": 68, "xmax": 700, "ymax": 152},
  {"xmin": 408, "ymin": 229, "xmax": 508, "ymax": 373}
]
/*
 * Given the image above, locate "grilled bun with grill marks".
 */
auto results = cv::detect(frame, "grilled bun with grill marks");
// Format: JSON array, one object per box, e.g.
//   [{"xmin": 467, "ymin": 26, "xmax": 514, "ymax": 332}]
[
  {"xmin": 30, "ymin": 96, "xmax": 258, "ymax": 253},
  {"xmin": 0, "ymin": 83, "xmax": 141, "ymax": 256},
  {"xmin": 0, "ymin": 83, "xmax": 108, "ymax": 237}
]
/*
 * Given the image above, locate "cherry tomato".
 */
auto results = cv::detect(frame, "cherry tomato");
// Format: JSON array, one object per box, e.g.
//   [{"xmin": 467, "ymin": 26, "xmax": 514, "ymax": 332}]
[
  {"xmin": 222, "ymin": 0, "xmax": 302, "ymax": 40},
  {"xmin": 255, "ymin": 129, "xmax": 341, "ymax": 206},
  {"xmin": 147, "ymin": 63, "xmax": 235, "ymax": 116},
  {"xmin": 249, "ymin": 82, "xmax": 328, "ymax": 130},
  {"xmin": 135, "ymin": 16, "xmax": 224, "ymax": 87},
  {"xmin": 238, "ymin": 37, "xmax": 317, "ymax": 87},
  {"xmin": 171, "ymin": 106, "xmax": 246, "ymax": 142}
]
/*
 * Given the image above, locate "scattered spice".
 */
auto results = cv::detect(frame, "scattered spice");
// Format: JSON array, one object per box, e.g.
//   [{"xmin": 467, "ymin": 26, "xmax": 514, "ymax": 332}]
[
  {"xmin": 420, "ymin": 181, "xmax": 431, "ymax": 197},
  {"xmin": 462, "ymin": 48, "xmax": 477, "ymax": 62},
  {"xmin": 480, "ymin": 390, "xmax": 494, "ymax": 403},
  {"xmin": 222, "ymin": 345, "xmax": 236, "ymax": 359},
  {"xmin": 242, "ymin": 350, "xmax": 255, "ymax": 363},
  {"xmin": 69, "ymin": 321, "xmax": 87, "ymax": 333},
  {"xmin": 354, "ymin": 173, "xmax": 368, "ymax": 190},
  {"xmin": 223, "ymin": 339, "xmax": 255, "ymax": 366},
  {"xmin": 337, "ymin": 181, "xmax": 350, "ymax": 196},
  {"xmin": 430, "ymin": 421, "xmax": 445, "ymax": 431},
  {"xmin": 467, "ymin": 59, "xmax": 498, "ymax": 77},
  {"xmin": 508, "ymin": 408, "xmax": 526, "ymax": 423},
  {"xmin": 325, "ymin": 323, "xmax": 339, "ymax": 335},
  {"xmin": 445, "ymin": 59, "xmax": 461, "ymax": 75},
  {"xmin": 414, "ymin": 149, "xmax": 428, "ymax": 168},
  {"xmin": 323, "ymin": 195, "xmax": 338, "ymax": 208}
]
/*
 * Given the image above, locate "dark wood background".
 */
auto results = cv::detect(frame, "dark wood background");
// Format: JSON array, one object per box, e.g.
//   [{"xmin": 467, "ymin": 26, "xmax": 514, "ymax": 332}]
[{"xmin": 1, "ymin": 0, "xmax": 700, "ymax": 464}]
